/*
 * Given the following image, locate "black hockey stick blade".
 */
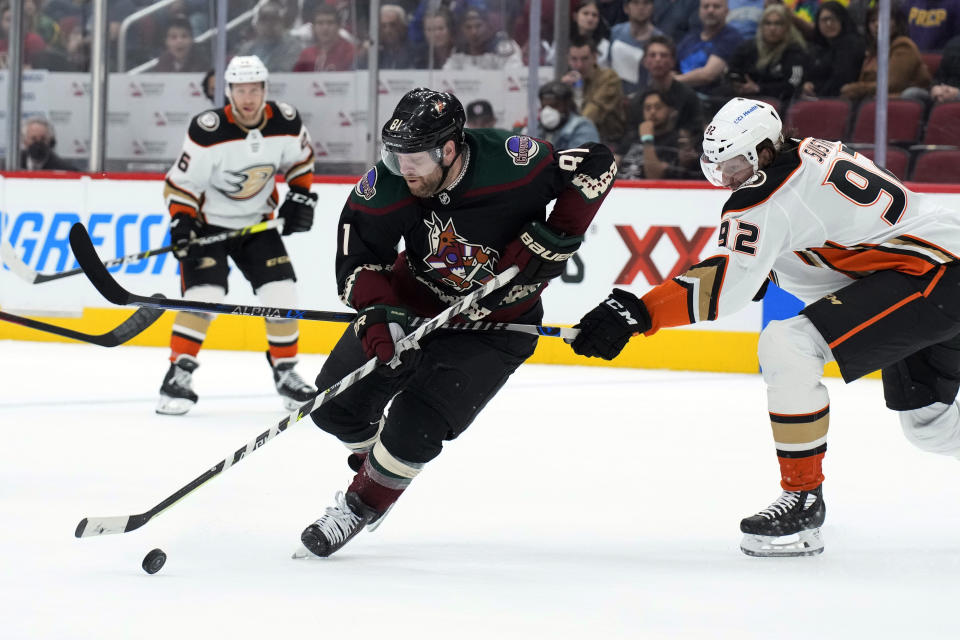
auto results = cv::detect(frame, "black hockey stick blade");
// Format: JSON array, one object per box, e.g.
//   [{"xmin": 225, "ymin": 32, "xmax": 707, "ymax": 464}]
[
  {"xmin": 69, "ymin": 223, "xmax": 135, "ymax": 306},
  {"xmin": 0, "ymin": 302, "xmax": 165, "ymax": 347}
]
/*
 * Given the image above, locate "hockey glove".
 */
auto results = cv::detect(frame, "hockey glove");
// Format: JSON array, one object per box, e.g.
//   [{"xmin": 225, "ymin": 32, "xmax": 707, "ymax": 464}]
[
  {"xmin": 570, "ymin": 288, "xmax": 652, "ymax": 360},
  {"xmin": 278, "ymin": 188, "xmax": 317, "ymax": 235},
  {"xmin": 354, "ymin": 305, "xmax": 422, "ymax": 376},
  {"xmin": 499, "ymin": 221, "xmax": 582, "ymax": 286},
  {"xmin": 169, "ymin": 212, "xmax": 202, "ymax": 260}
]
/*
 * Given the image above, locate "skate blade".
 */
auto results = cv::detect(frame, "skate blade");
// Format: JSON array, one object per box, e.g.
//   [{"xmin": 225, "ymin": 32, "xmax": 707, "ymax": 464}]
[
  {"xmin": 740, "ymin": 528, "xmax": 824, "ymax": 557},
  {"xmin": 156, "ymin": 395, "xmax": 195, "ymax": 415},
  {"xmin": 291, "ymin": 544, "xmax": 322, "ymax": 560},
  {"xmin": 366, "ymin": 503, "xmax": 394, "ymax": 532}
]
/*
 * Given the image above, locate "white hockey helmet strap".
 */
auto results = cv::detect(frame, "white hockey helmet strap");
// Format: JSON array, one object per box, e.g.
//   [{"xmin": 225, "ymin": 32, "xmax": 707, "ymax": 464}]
[
  {"xmin": 225, "ymin": 56, "xmax": 269, "ymax": 117},
  {"xmin": 701, "ymin": 98, "xmax": 783, "ymax": 171}
]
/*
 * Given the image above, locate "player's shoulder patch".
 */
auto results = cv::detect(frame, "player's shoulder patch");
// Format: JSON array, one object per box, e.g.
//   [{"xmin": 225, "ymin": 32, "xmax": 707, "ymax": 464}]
[
  {"xmin": 355, "ymin": 165, "xmax": 378, "ymax": 200},
  {"xmin": 262, "ymin": 101, "xmax": 302, "ymax": 137},
  {"xmin": 722, "ymin": 146, "xmax": 802, "ymax": 216},
  {"xmin": 196, "ymin": 110, "xmax": 220, "ymax": 131},
  {"xmin": 503, "ymin": 134, "xmax": 541, "ymax": 166},
  {"xmin": 276, "ymin": 101, "xmax": 297, "ymax": 121},
  {"xmin": 188, "ymin": 107, "xmax": 237, "ymax": 146}
]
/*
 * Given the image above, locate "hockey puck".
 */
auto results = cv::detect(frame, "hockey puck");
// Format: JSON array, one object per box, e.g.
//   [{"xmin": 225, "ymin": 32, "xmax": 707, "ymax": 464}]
[{"xmin": 142, "ymin": 548, "xmax": 167, "ymax": 575}]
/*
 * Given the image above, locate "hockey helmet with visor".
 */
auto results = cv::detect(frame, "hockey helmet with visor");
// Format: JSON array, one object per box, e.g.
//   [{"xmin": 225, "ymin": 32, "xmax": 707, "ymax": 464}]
[
  {"xmin": 381, "ymin": 88, "xmax": 466, "ymax": 178},
  {"xmin": 700, "ymin": 98, "xmax": 783, "ymax": 188}
]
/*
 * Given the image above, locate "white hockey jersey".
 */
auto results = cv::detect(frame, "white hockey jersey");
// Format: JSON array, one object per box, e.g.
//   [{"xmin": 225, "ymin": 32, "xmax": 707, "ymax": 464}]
[
  {"xmin": 163, "ymin": 101, "xmax": 314, "ymax": 229},
  {"xmin": 642, "ymin": 137, "xmax": 960, "ymax": 333}
]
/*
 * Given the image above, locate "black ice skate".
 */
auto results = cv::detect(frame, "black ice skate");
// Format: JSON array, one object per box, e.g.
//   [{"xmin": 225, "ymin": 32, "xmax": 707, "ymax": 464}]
[
  {"xmin": 297, "ymin": 491, "xmax": 378, "ymax": 558},
  {"xmin": 267, "ymin": 352, "xmax": 317, "ymax": 410},
  {"xmin": 740, "ymin": 486, "xmax": 825, "ymax": 557},
  {"xmin": 156, "ymin": 355, "xmax": 199, "ymax": 415}
]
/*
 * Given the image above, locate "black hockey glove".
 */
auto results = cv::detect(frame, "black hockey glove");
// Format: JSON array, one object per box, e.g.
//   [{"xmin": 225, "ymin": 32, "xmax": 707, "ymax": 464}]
[
  {"xmin": 278, "ymin": 188, "xmax": 317, "ymax": 235},
  {"xmin": 499, "ymin": 221, "xmax": 582, "ymax": 286},
  {"xmin": 570, "ymin": 288, "xmax": 652, "ymax": 360},
  {"xmin": 169, "ymin": 212, "xmax": 202, "ymax": 260},
  {"xmin": 354, "ymin": 304, "xmax": 422, "ymax": 377}
]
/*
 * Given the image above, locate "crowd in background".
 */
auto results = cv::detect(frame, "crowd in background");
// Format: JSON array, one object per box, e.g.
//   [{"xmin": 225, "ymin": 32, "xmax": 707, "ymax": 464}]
[{"xmin": 1, "ymin": 0, "xmax": 959, "ymax": 180}]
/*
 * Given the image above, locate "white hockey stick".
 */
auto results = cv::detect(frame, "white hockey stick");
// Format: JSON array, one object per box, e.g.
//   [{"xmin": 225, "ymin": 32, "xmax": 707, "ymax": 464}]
[{"xmin": 74, "ymin": 265, "xmax": 519, "ymax": 538}]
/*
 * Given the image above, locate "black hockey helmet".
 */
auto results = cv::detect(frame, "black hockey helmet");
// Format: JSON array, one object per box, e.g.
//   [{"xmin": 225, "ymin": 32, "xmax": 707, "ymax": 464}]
[{"xmin": 381, "ymin": 88, "xmax": 466, "ymax": 170}]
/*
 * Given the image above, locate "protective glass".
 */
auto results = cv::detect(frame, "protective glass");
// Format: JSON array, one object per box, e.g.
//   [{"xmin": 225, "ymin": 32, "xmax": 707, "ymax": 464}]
[
  {"xmin": 700, "ymin": 153, "xmax": 755, "ymax": 188},
  {"xmin": 381, "ymin": 146, "xmax": 444, "ymax": 177}
]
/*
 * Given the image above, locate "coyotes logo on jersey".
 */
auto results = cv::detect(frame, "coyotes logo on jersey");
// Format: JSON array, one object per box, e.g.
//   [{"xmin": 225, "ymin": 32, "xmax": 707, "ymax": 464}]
[{"xmin": 422, "ymin": 212, "xmax": 497, "ymax": 291}]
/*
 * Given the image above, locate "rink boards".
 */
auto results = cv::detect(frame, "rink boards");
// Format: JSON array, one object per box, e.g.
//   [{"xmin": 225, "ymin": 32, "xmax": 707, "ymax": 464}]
[{"xmin": 2, "ymin": 173, "xmax": 959, "ymax": 374}]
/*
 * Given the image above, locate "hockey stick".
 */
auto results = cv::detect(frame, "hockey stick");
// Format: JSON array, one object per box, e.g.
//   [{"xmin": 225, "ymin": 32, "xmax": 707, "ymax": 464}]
[
  {"xmin": 0, "ymin": 301, "xmax": 165, "ymax": 347},
  {"xmin": 73, "ymin": 265, "xmax": 519, "ymax": 538},
  {"xmin": 3, "ymin": 219, "xmax": 281, "ymax": 285},
  {"xmin": 68, "ymin": 222, "xmax": 580, "ymax": 340}
]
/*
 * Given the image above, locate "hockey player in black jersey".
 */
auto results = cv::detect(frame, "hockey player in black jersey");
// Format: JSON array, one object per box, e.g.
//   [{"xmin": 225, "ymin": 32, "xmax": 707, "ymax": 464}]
[
  {"xmin": 297, "ymin": 88, "xmax": 617, "ymax": 558},
  {"xmin": 158, "ymin": 55, "xmax": 319, "ymax": 415}
]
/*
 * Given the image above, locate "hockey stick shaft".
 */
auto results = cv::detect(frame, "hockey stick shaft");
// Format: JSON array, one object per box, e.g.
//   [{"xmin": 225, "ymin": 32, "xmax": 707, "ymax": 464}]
[
  {"xmin": 0, "ymin": 303, "xmax": 165, "ymax": 347},
  {"xmin": 74, "ymin": 266, "xmax": 518, "ymax": 538},
  {"xmin": 68, "ymin": 222, "xmax": 580, "ymax": 339},
  {"xmin": 5, "ymin": 219, "xmax": 280, "ymax": 285}
]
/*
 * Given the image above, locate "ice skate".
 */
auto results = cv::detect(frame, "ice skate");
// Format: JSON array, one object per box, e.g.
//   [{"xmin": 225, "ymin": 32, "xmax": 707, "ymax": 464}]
[
  {"xmin": 299, "ymin": 491, "xmax": 378, "ymax": 558},
  {"xmin": 156, "ymin": 355, "xmax": 199, "ymax": 415},
  {"xmin": 267, "ymin": 352, "xmax": 317, "ymax": 410},
  {"xmin": 740, "ymin": 486, "xmax": 825, "ymax": 557}
]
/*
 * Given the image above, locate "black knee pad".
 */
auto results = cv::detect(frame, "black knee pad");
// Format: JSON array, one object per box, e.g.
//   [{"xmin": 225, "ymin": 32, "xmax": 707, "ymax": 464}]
[
  {"xmin": 380, "ymin": 392, "xmax": 451, "ymax": 464},
  {"xmin": 883, "ymin": 335, "xmax": 960, "ymax": 410},
  {"xmin": 310, "ymin": 399, "xmax": 379, "ymax": 443}
]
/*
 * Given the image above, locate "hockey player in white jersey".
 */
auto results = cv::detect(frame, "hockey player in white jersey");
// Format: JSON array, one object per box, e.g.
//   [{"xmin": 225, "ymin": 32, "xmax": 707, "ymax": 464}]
[
  {"xmin": 571, "ymin": 97, "xmax": 960, "ymax": 557},
  {"xmin": 158, "ymin": 55, "xmax": 319, "ymax": 415}
]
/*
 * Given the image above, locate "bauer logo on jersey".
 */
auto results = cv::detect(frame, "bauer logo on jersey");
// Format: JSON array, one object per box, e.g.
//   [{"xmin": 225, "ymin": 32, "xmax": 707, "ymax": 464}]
[
  {"xmin": 220, "ymin": 164, "xmax": 276, "ymax": 200},
  {"xmin": 356, "ymin": 166, "xmax": 378, "ymax": 200},
  {"xmin": 422, "ymin": 212, "xmax": 497, "ymax": 291},
  {"xmin": 505, "ymin": 135, "xmax": 539, "ymax": 166}
]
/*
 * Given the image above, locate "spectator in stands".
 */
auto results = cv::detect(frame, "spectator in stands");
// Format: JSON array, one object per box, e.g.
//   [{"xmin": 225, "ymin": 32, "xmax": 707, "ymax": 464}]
[
  {"xmin": 153, "ymin": 14, "xmax": 210, "ymax": 72},
  {"xmin": 675, "ymin": 0, "xmax": 742, "ymax": 98},
  {"xmin": 903, "ymin": 34, "xmax": 960, "ymax": 104},
  {"xmin": 598, "ymin": 0, "xmax": 629, "ymax": 27},
  {"xmin": 840, "ymin": 5, "xmax": 931, "ymax": 101},
  {"xmin": 25, "ymin": 0, "xmax": 59, "ymax": 47},
  {"xmin": 465, "ymin": 99, "xmax": 498, "ymax": 128},
  {"xmin": 362, "ymin": 4, "xmax": 418, "ymax": 69},
  {"xmin": 727, "ymin": 3, "xmax": 808, "ymax": 103},
  {"xmin": 610, "ymin": 0, "xmax": 664, "ymax": 95},
  {"xmin": 236, "ymin": 2, "xmax": 303, "ymax": 72},
  {"xmin": 201, "ymin": 68, "xmax": 216, "ymax": 103},
  {"xmin": 617, "ymin": 88, "xmax": 702, "ymax": 178},
  {"xmin": 903, "ymin": 0, "xmax": 960, "ymax": 52},
  {"xmin": 776, "ymin": 0, "xmax": 820, "ymax": 39},
  {"xmin": 536, "ymin": 80, "xmax": 602, "ymax": 148},
  {"xmin": 293, "ymin": 4, "xmax": 355, "ymax": 71},
  {"xmin": 562, "ymin": 35, "xmax": 626, "ymax": 144},
  {"xmin": 727, "ymin": 0, "xmax": 765, "ymax": 39},
  {"xmin": 568, "ymin": 1, "xmax": 612, "ymax": 65},
  {"xmin": 654, "ymin": 0, "xmax": 702, "ymax": 45},
  {"xmin": 20, "ymin": 116, "xmax": 76, "ymax": 171},
  {"xmin": 407, "ymin": 0, "xmax": 485, "ymax": 46},
  {"xmin": 444, "ymin": 8, "xmax": 524, "ymax": 70},
  {"xmin": 624, "ymin": 34, "xmax": 704, "ymax": 150},
  {"xmin": 0, "ymin": 1, "xmax": 49, "ymax": 68},
  {"xmin": 801, "ymin": 2, "xmax": 865, "ymax": 98},
  {"xmin": 416, "ymin": 7, "xmax": 455, "ymax": 69}
]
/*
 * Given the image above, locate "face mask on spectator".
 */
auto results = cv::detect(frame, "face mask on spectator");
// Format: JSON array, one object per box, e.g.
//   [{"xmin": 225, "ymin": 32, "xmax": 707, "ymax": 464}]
[
  {"xmin": 26, "ymin": 140, "xmax": 50, "ymax": 162},
  {"xmin": 539, "ymin": 106, "xmax": 563, "ymax": 131}
]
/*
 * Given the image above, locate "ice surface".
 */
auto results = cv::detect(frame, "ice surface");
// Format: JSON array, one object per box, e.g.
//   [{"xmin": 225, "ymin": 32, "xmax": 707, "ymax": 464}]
[{"xmin": 2, "ymin": 341, "xmax": 959, "ymax": 639}]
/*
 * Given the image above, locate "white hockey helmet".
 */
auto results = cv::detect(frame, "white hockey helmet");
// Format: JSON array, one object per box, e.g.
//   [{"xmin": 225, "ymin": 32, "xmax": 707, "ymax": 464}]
[
  {"xmin": 224, "ymin": 55, "xmax": 269, "ymax": 121},
  {"xmin": 700, "ymin": 98, "xmax": 783, "ymax": 188}
]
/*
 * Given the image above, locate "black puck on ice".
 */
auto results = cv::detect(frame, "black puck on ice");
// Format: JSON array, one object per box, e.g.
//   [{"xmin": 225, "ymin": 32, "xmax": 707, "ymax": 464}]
[{"xmin": 142, "ymin": 548, "xmax": 167, "ymax": 575}]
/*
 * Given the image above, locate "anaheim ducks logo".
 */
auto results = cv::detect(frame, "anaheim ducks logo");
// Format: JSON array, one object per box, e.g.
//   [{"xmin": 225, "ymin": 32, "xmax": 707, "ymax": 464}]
[{"xmin": 220, "ymin": 164, "xmax": 276, "ymax": 200}]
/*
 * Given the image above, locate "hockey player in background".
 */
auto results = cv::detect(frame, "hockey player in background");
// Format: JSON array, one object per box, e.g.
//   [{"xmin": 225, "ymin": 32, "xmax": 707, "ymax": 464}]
[
  {"xmin": 158, "ymin": 55, "xmax": 319, "ymax": 415},
  {"xmin": 571, "ymin": 97, "xmax": 960, "ymax": 557},
  {"xmin": 298, "ymin": 88, "xmax": 617, "ymax": 558}
]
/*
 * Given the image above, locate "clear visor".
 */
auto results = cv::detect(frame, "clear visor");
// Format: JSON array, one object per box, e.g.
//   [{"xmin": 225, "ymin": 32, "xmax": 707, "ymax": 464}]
[
  {"xmin": 381, "ymin": 146, "xmax": 444, "ymax": 177},
  {"xmin": 699, "ymin": 153, "xmax": 756, "ymax": 189}
]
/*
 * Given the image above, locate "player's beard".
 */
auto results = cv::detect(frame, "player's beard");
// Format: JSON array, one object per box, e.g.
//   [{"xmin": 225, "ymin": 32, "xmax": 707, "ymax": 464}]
[{"xmin": 404, "ymin": 166, "xmax": 444, "ymax": 198}]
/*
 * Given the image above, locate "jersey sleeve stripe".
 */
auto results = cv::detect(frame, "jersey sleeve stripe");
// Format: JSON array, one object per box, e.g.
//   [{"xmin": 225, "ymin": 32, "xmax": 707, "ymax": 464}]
[
  {"xmin": 285, "ymin": 156, "xmax": 315, "ymax": 182},
  {"xmin": 164, "ymin": 178, "xmax": 200, "ymax": 205},
  {"xmin": 286, "ymin": 172, "xmax": 314, "ymax": 192},
  {"xmin": 810, "ymin": 244, "xmax": 943, "ymax": 277}
]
